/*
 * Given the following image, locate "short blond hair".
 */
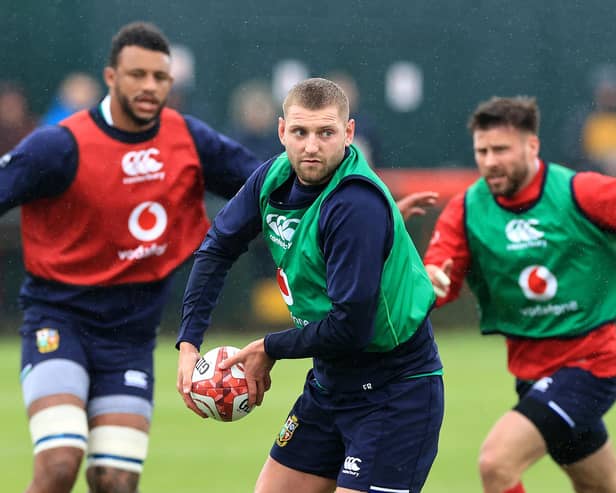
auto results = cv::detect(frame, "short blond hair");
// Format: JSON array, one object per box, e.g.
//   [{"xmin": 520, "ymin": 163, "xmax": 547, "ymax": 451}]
[{"xmin": 283, "ymin": 78, "xmax": 349, "ymax": 121}]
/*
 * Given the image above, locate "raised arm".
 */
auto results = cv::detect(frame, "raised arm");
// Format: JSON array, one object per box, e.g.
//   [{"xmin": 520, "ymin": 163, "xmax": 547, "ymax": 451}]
[{"xmin": 396, "ymin": 190, "xmax": 439, "ymax": 220}]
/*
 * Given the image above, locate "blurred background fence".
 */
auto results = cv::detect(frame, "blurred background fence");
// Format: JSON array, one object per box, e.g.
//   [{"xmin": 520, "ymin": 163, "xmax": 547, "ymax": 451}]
[{"xmin": 2, "ymin": 0, "xmax": 616, "ymax": 333}]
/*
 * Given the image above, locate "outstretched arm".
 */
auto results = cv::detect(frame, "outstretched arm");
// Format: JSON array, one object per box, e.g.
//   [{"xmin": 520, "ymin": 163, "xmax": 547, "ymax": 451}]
[
  {"xmin": 396, "ymin": 191, "xmax": 438, "ymax": 220},
  {"xmin": 176, "ymin": 161, "xmax": 270, "ymax": 416}
]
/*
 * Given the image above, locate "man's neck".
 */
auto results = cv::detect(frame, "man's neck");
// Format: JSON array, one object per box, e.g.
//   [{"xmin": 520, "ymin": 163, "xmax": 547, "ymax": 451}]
[{"xmin": 99, "ymin": 94, "xmax": 113, "ymax": 125}]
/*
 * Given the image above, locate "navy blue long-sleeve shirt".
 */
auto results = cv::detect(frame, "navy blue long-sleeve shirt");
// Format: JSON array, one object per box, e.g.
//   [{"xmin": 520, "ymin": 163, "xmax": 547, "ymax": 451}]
[
  {"xmin": 0, "ymin": 107, "xmax": 259, "ymax": 333},
  {"xmin": 177, "ymin": 152, "xmax": 441, "ymax": 391}
]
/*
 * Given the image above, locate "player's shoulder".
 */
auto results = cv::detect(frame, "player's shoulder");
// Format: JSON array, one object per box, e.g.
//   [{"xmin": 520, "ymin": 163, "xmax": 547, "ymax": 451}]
[
  {"xmin": 438, "ymin": 191, "xmax": 465, "ymax": 223},
  {"xmin": 571, "ymin": 170, "xmax": 616, "ymax": 215},
  {"xmin": 13, "ymin": 124, "xmax": 75, "ymax": 154},
  {"xmin": 447, "ymin": 191, "xmax": 466, "ymax": 209},
  {"xmin": 29, "ymin": 123, "xmax": 74, "ymax": 140},
  {"xmin": 179, "ymin": 113, "xmax": 217, "ymax": 136},
  {"xmin": 179, "ymin": 113, "xmax": 237, "ymax": 154},
  {"xmin": 326, "ymin": 177, "xmax": 390, "ymax": 220},
  {"xmin": 337, "ymin": 176, "xmax": 388, "ymax": 203},
  {"xmin": 572, "ymin": 170, "xmax": 616, "ymax": 188}
]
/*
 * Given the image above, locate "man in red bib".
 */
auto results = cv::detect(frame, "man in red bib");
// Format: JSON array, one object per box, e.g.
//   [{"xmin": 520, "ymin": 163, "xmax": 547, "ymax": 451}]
[
  {"xmin": 424, "ymin": 96, "xmax": 616, "ymax": 493},
  {"xmin": 1, "ymin": 22, "xmax": 260, "ymax": 493}
]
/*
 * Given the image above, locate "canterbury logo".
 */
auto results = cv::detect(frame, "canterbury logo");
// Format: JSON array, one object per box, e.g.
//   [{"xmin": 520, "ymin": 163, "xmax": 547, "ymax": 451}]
[
  {"xmin": 532, "ymin": 376, "xmax": 553, "ymax": 392},
  {"xmin": 121, "ymin": 148, "xmax": 165, "ymax": 184},
  {"xmin": 266, "ymin": 214, "xmax": 300, "ymax": 244},
  {"xmin": 343, "ymin": 456, "xmax": 362, "ymax": 475},
  {"xmin": 505, "ymin": 219, "xmax": 544, "ymax": 243}
]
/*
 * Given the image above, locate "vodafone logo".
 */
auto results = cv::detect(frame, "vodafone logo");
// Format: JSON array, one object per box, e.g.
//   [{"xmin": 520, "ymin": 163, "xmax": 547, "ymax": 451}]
[
  {"xmin": 518, "ymin": 265, "xmax": 557, "ymax": 301},
  {"xmin": 276, "ymin": 268, "xmax": 294, "ymax": 306},
  {"xmin": 121, "ymin": 148, "xmax": 165, "ymax": 184},
  {"xmin": 128, "ymin": 201, "xmax": 168, "ymax": 241}
]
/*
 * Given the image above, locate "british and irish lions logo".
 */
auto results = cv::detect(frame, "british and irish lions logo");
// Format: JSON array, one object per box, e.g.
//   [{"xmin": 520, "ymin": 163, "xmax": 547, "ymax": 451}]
[{"xmin": 518, "ymin": 265, "xmax": 557, "ymax": 301}]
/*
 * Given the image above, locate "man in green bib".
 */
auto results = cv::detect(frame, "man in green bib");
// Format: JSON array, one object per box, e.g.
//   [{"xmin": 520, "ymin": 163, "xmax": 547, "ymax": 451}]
[
  {"xmin": 176, "ymin": 78, "xmax": 444, "ymax": 493},
  {"xmin": 424, "ymin": 96, "xmax": 616, "ymax": 493}
]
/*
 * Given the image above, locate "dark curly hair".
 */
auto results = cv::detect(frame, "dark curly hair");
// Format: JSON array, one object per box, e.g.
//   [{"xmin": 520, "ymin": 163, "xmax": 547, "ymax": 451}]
[{"xmin": 108, "ymin": 21, "xmax": 170, "ymax": 68}]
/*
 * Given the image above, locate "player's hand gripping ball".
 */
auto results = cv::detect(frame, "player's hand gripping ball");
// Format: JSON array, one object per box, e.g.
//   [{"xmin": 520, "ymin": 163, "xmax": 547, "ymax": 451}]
[{"xmin": 190, "ymin": 346, "xmax": 252, "ymax": 422}]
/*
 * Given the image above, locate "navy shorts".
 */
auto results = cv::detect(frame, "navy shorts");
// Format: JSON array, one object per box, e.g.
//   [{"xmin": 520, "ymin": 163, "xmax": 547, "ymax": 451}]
[
  {"xmin": 514, "ymin": 367, "xmax": 616, "ymax": 465},
  {"xmin": 270, "ymin": 371, "xmax": 444, "ymax": 492},
  {"xmin": 20, "ymin": 308, "xmax": 155, "ymax": 408}
]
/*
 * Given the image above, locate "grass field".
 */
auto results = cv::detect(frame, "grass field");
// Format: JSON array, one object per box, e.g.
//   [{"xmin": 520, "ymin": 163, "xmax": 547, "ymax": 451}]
[{"xmin": 2, "ymin": 329, "xmax": 615, "ymax": 492}]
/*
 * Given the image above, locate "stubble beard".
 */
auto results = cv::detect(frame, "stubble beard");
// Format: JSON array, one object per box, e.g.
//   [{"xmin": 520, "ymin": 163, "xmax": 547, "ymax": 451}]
[
  {"xmin": 294, "ymin": 162, "xmax": 336, "ymax": 186},
  {"xmin": 489, "ymin": 165, "xmax": 529, "ymax": 198},
  {"xmin": 117, "ymin": 90, "xmax": 165, "ymax": 128}
]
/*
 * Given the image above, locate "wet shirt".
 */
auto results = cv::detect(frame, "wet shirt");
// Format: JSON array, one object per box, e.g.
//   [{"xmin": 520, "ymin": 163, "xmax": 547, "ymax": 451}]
[
  {"xmin": 424, "ymin": 160, "xmax": 616, "ymax": 379},
  {"xmin": 0, "ymin": 106, "xmax": 259, "ymax": 333},
  {"xmin": 178, "ymin": 152, "xmax": 442, "ymax": 391}
]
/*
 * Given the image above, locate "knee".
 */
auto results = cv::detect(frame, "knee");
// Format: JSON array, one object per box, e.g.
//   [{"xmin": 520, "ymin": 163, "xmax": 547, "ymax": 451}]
[
  {"xmin": 478, "ymin": 445, "xmax": 518, "ymax": 490},
  {"xmin": 86, "ymin": 465, "xmax": 140, "ymax": 493},
  {"xmin": 85, "ymin": 425, "xmax": 148, "ymax": 492},
  {"xmin": 33, "ymin": 448, "xmax": 83, "ymax": 492}
]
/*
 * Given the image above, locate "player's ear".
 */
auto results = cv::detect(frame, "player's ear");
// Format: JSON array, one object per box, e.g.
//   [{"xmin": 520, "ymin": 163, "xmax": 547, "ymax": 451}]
[
  {"xmin": 532, "ymin": 134, "xmax": 540, "ymax": 155},
  {"xmin": 345, "ymin": 118, "xmax": 355, "ymax": 146},
  {"xmin": 278, "ymin": 116, "xmax": 286, "ymax": 145},
  {"xmin": 103, "ymin": 66, "xmax": 115, "ymax": 91},
  {"xmin": 526, "ymin": 133, "xmax": 540, "ymax": 159}
]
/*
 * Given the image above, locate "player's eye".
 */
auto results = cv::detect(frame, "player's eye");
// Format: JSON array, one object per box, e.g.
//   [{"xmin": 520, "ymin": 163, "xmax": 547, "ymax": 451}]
[{"xmin": 155, "ymin": 72, "xmax": 171, "ymax": 82}]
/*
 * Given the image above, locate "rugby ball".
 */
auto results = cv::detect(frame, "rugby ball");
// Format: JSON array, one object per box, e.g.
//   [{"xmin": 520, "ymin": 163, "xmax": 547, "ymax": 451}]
[{"xmin": 190, "ymin": 346, "xmax": 252, "ymax": 422}]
